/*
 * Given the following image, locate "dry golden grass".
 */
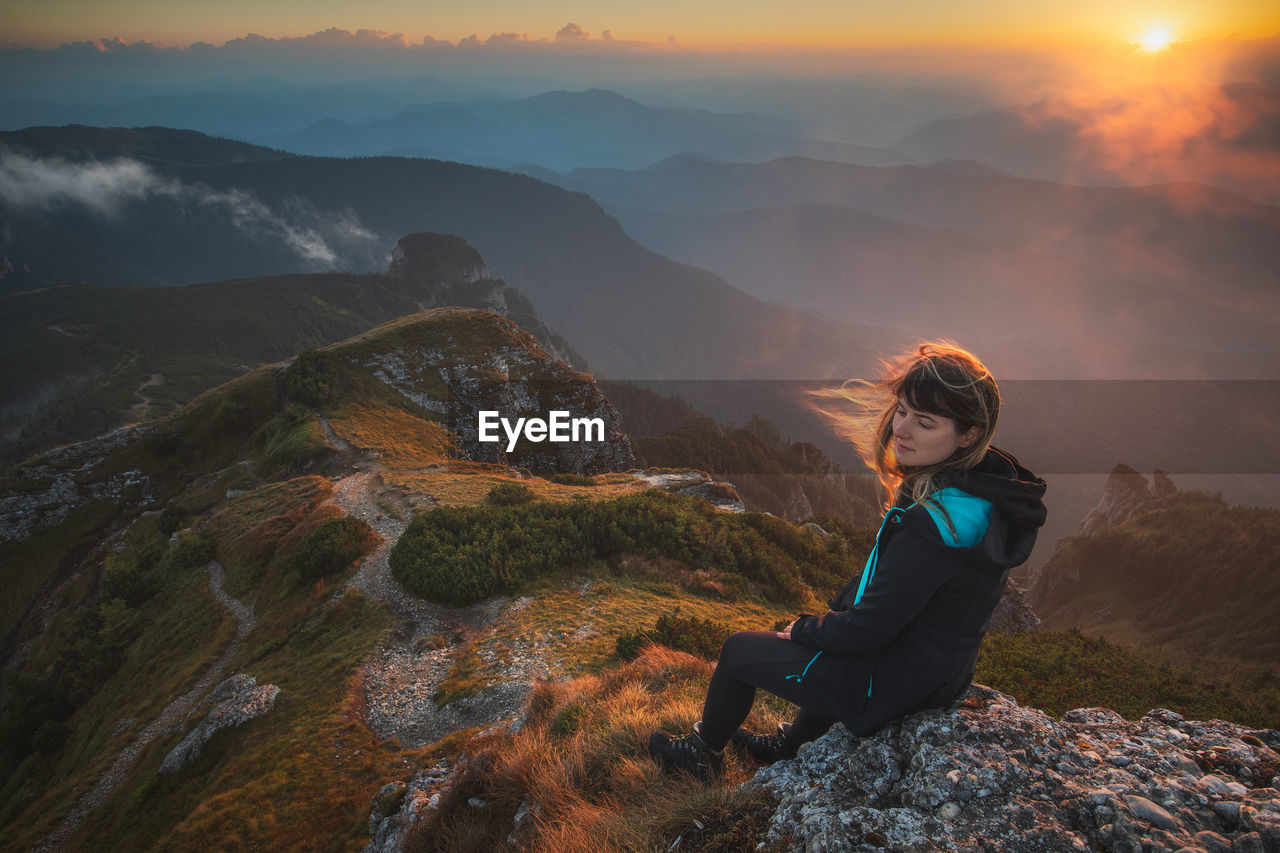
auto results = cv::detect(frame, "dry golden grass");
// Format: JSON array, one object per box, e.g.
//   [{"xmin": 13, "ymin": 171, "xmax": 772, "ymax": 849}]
[
  {"xmin": 383, "ymin": 468, "xmax": 651, "ymax": 508},
  {"xmin": 430, "ymin": 570, "xmax": 801, "ymax": 708},
  {"xmin": 406, "ymin": 646, "xmax": 786, "ymax": 852},
  {"xmin": 326, "ymin": 404, "xmax": 458, "ymax": 468}
]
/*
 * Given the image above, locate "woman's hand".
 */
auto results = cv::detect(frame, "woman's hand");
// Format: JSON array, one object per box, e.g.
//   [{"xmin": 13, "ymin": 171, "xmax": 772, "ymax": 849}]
[{"xmin": 776, "ymin": 619, "xmax": 798, "ymax": 640}]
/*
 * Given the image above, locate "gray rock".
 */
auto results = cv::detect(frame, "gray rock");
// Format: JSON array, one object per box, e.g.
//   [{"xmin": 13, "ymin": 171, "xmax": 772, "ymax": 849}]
[
  {"xmin": 159, "ymin": 674, "xmax": 279, "ymax": 774},
  {"xmin": 1194, "ymin": 830, "xmax": 1234, "ymax": 853},
  {"xmin": 747, "ymin": 684, "xmax": 1280, "ymax": 853},
  {"xmin": 1125, "ymin": 794, "xmax": 1179, "ymax": 831}
]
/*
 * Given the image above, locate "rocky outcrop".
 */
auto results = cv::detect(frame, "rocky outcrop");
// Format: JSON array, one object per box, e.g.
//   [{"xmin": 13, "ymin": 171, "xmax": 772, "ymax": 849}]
[
  {"xmin": 159, "ymin": 674, "xmax": 280, "ymax": 775},
  {"xmin": 628, "ymin": 468, "xmax": 746, "ymax": 512},
  {"xmin": 1025, "ymin": 464, "xmax": 1179, "ymax": 615},
  {"xmin": 752, "ymin": 683, "xmax": 1280, "ymax": 853},
  {"xmin": 785, "ymin": 485, "xmax": 815, "ymax": 521},
  {"xmin": 349, "ymin": 309, "xmax": 634, "ymax": 475},
  {"xmin": 365, "ymin": 761, "xmax": 455, "ymax": 853},
  {"xmin": 387, "ymin": 233, "xmax": 490, "ymax": 289},
  {"xmin": 988, "ymin": 579, "xmax": 1041, "ymax": 634},
  {"xmin": 0, "ymin": 423, "xmax": 154, "ymax": 542},
  {"xmin": 1077, "ymin": 464, "xmax": 1177, "ymax": 537},
  {"xmin": 387, "ymin": 233, "xmax": 583, "ymax": 369}
]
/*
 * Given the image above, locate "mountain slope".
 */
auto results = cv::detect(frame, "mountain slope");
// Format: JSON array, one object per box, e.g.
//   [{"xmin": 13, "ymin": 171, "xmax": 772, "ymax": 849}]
[
  {"xmin": 1027, "ymin": 468, "xmax": 1280, "ymax": 668},
  {"xmin": 0, "ymin": 127, "xmax": 893, "ymax": 385},
  {"xmin": 611, "ymin": 201, "xmax": 1277, "ymax": 377},
  {"xmin": 0, "ymin": 233, "xmax": 585, "ymax": 469},
  {"xmin": 3, "ymin": 308, "xmax": 1277, "ymax": 851},
  {"xmin": 547, "ymin": 155, "xmax": 1280, "ymax": 320}
]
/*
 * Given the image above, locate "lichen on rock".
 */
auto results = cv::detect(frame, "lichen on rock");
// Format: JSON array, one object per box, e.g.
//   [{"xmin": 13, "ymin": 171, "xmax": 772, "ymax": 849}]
[
  {"xmin": 751, "ymin": 683, "xmax": 1280, "ymax": 852},
  {"xmin": 159, "ymin": 674, "xmax": 280, "ymax": 775}
]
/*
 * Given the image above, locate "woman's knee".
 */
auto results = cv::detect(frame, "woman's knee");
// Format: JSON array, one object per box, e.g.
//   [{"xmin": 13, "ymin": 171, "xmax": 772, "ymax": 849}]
[{"xmin": 717, "ymin": 630, "xmax": 778, "ymax": 667}]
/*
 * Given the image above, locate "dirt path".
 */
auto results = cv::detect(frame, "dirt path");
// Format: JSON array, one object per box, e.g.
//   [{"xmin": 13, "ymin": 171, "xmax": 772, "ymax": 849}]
[
  {"xmin": 126, "ymin": 373, "xmax": 164, "ymax": 423},
  {"xmin": 320, "ymin": 458, "xmax": 529, "ymax": 747},
  {"xmin": 37, "ymin": 561, "xmax": 254, "ymax": 852}
]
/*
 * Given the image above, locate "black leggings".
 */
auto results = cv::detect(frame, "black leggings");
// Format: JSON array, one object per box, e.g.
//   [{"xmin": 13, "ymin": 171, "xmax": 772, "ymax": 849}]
[{"xmin": 698, "ymin": 631, "xmax": 838, "ymax": 751}]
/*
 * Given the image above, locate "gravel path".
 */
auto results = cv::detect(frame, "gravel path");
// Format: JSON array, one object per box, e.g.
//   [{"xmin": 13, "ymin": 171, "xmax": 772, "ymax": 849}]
[
  {"xmin": 36, "ymin": 561, "xmax": 254, "ymax": 852},
  {"xmin": 322, "ymin": 469, "xmax": 536, "ymax": 747}
]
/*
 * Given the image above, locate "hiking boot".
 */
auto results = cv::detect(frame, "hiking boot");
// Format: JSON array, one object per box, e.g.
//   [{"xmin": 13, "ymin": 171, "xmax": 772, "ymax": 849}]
[
  {"xmin": 731, "ymin": 723, "xmax": 797, "ymax": 764},
  {"xmin": 648, "ymin": 726, "xmax": 724, "ymax": 781}
]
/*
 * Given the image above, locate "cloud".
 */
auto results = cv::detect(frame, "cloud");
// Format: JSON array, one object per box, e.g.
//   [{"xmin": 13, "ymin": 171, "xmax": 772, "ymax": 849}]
[
  {"xmin": 486, "ymin": 32, "xmax": 533, "ymax": 46},
  {"xmin": 556, "ymin": 23, "xmax": 591, "ymax": 42},
  {"xmin": 0, "ymin": 152, "xmax": 384, "ymax": 268},
  {"xmin": 0, "ymin": 152, "xmax": 161, "ymax": 215}
]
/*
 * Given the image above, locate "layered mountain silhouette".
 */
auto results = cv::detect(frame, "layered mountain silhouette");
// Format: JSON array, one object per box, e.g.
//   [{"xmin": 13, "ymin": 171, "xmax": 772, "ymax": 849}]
[
  {"xmin": 0, "ymin": 126, "xmax": 892, "ymax": 387},
  {"xmin": 541, "ymin": 153, "xmax": 1280, "ymax": 378}
]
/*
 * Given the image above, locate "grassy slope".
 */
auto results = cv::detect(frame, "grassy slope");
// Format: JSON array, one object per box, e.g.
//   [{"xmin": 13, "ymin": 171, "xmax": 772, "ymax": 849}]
[
  {"xmin": 1032, "ymin": 490, "xmax": 1280, "ymax": 672},
  {"xmin": 6, "ymin": 304, "xmax": 1278, "ymax": 851}
]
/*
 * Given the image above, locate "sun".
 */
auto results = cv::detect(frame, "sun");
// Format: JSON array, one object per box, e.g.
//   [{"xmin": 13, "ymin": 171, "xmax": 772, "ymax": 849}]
[{"xmin": 1138, "ymin": 27, "xmax": 1175, "ymax": 51}]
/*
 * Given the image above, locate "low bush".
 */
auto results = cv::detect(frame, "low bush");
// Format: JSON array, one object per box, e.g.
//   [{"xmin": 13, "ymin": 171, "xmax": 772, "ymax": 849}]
[
  {"xmin": 282, "ymin": 516, "xmax": 378, "ymax": 582},
  {"xmin": 390, "ymin": 490, "xmax": 861, "ymax": 607},
  {"xmin": 486, "ymin": 482, "xmax": 534, "ymax": 505},
  {"xmin": 616, "ymin": 609, "xmax": 731, "ymax": 661},
  {"xmin": 549, "ymin": 473, "xmax": 595, "ymax": 486}
]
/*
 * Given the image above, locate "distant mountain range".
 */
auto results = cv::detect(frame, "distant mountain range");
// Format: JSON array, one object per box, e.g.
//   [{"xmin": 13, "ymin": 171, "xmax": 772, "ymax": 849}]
[
  {"xmin": 540, "ymin": 154, "xmax": 1280, "ymax": 378},
  {"xmin": 0, "ymin": 126, "xmax": 894, "ymax": 385},
  {"xmin": 890, "ymin": 83, "xmax": 1280, "ymax": 206},
  {"xmin": 252, "ymin": 88, "xmax": 912, "ymax": 171}
]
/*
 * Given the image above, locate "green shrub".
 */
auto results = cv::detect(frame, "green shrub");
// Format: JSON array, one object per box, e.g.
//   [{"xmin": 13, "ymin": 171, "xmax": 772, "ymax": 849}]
[
  {"xmin": 487, "ymin": 482, "xmax": 535, "ymax": 505},
  {"xmin": 284, "ymin": 349, "xmax": 338, "ymax": 409},
  {"xmin": 549, "ymin": 473, "xmax": 595, "ymax": 486},
  {"xmin": 390, "ymin": 491, "xmax": 864, "ymax": 607},
  {"xmin": 977, "ymin": 629, "xmax": 1280, "ymax": 729},
  {"xmin": 283, "ymin": 516, "xmax": 378, "ymax": 583},
  {"xmin": 616, "ymin": 609, "xmax": 731, "ymax": 661},
  {"xmin": 252, "ymin": 406, "xmax": 329, "ymax": 476}
]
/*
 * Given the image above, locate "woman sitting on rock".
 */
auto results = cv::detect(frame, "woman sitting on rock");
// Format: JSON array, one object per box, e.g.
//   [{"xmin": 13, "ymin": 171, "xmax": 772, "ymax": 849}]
[{"xmin": 649, "ymin": 341, "xmax": 1048, "ymax": 780}]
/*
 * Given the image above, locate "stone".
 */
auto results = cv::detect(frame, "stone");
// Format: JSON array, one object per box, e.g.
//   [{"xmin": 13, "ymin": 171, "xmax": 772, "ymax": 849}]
[
  {"xmin": 159, "ymin": 674, "xmax": 279, "ymax": 775},
  {"xmin": 745, "ymin": 683, "xmax": 1280, "ymax": 853},
  {"xmin": 1124, "ymin": 795, "xmax": 1179, "ymax": 831}
]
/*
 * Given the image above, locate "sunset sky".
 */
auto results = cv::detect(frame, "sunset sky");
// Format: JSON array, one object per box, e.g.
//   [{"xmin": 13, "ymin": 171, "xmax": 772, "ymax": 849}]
[{"xmin": 5, "ymin": 0, "xmax": 1278, "ymax": 49}]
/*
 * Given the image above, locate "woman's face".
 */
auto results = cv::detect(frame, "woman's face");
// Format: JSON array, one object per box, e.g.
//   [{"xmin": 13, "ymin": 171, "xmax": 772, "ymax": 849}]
[{"xmin": 892, "ymin": 398, "xmax": 980, "ymax": 467}]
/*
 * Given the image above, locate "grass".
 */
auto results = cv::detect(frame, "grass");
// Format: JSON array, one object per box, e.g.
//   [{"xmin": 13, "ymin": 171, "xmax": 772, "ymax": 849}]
[
  {"xmin": 199, "ymin": 476, "xmax": 334, "ymax": 597},
  {"xmin": 0, "ymin": 498, "xmax": 118, "ymax": 652},
  {"xmin": 66, "ymin": 591, "xmax": 402, "ymax": 853},
  {"xmin": 0, "ymin": 553, "xmax": 235, "ymax": 850},
  {"xmin": 430, "ymin": 568, "xmax": 803, "ymax": 708},
  {"xmin": 383, "ymin": 467, "xmax": 647, "ymax": 508},
  {"xmin": 324, "ymin": 404, "xmax": 457, "ymax": 468},
  {"xmin": 405, "ymin": 645, "xmax": 790, "ymax": 853}
]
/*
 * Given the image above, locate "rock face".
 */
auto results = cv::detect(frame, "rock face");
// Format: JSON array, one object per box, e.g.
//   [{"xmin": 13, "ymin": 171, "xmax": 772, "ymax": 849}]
[
  {"xmin": 349, "ymin": 309, "xmax": 634, "ymax": 475},
  {"xmin": 0, "ymin": 423, "xmax": 154, "ymax": 542},
  {"xmin": 988, "ymin": 579, "xmax": 1042, "ymax": 634},
  {"xmin": 752, "ymin": 683, "xmax": 1280, "ymax": 853},
  {"xmin": 1077, "ymin": 464, "xmax": 1177, "ymax": 537},
  {"xmin": 387, "ymin": 233, "xmax": 583, "ymax": 369},
  {"xmin": 627, "ymin": 468, "xmax": 746, "ymax": 512},
  {"xmin": 159, "ymin": 674, "xmax": 280, "ymax": 775},
  {"xmin": 1025, "ymin": 464, "xmax": 1178, "ymax": 616}
]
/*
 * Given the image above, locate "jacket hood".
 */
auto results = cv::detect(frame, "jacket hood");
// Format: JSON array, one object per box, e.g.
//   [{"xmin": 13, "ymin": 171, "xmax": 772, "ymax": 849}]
[
  {"xmin": 949, "ymin": 445, "xmax": 1048, "ymax": 531},
  {"xmin": 911, "ymin": 445, "xmax": 1048, "ymax": 571}
]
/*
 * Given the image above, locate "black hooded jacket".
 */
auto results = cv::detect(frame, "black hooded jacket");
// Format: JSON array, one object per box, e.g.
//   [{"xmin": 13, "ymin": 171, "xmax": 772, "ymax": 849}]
[{"xmin": 788, "ymin": 445, "xmax": 1047, "ymax": 736}]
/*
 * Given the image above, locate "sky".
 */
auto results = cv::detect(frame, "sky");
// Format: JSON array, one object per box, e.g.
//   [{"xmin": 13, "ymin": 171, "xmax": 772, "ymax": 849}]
[{"xmin": 5, "ymin": 0, "xmax": 1279, "ymax": 50}]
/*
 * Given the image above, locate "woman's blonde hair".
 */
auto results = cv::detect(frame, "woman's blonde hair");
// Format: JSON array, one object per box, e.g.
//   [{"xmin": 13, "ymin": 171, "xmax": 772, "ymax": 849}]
[{"xmin": 807, "ymin": 341, "xmax": 1000, "ymax": 515}]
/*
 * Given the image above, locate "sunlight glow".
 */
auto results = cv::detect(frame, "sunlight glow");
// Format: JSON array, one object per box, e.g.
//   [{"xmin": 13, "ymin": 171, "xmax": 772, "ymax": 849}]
[{"xmin": 1139, "ymin": 27, "xmax": 1175, "ymax": 51}]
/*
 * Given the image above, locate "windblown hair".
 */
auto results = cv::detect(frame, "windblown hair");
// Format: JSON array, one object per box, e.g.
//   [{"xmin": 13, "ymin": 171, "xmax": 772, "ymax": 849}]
[{"xmin": 807, "ymin": 341, "xmax": 1000, "ymax": 517}]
